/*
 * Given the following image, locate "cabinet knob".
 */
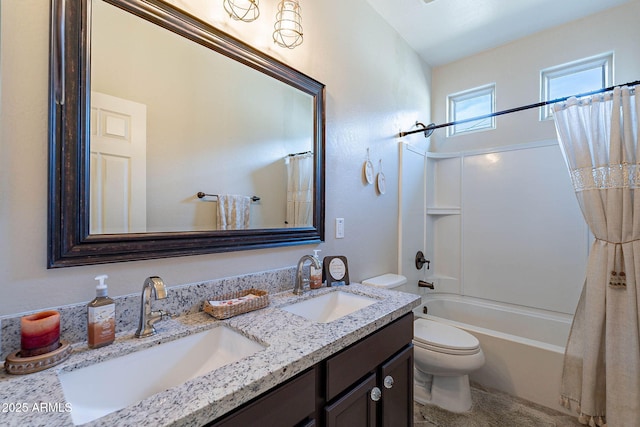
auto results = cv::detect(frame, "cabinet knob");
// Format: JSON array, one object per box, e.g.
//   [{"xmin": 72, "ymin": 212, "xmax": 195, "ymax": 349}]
[
  {"xmin": 383, "ymin": 375, "xmax": 394, "ymax": 389},
  {"xmin": 370, "ymin": 387, "xmax": 382, "ymax": 401}
]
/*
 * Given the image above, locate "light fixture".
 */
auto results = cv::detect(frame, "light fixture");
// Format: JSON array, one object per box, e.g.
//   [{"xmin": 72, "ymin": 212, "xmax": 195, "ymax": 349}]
[
  {"xmin": 273, "ymin": 0, "xmax": 303, "ymax": 49},
  {"xmin": 223, "ymin": 0, "xmax": 260, "ymax": 23}
]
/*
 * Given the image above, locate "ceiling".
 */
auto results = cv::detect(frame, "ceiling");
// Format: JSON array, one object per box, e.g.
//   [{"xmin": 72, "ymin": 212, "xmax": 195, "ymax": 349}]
[{"xmin": 365, "ymin": 0, "xmax": 631, "ymax": 67}]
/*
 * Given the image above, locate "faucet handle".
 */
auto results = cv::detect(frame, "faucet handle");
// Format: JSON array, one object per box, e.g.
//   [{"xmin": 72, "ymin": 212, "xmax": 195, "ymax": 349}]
[
  {"xmin": 152, "ymin": 309, "xmax": 172, "ymax": 320},
  {"xmin": 415, "ymin": 251, "xmax": 430, "ymax": 270}
]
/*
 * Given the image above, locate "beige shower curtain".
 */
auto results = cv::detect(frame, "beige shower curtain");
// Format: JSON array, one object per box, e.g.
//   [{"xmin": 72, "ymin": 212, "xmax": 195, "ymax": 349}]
[
  {"xmin": 553, "ymin": 86, "xmax": 639, "ymax": 427},
  {"xmin": 286, "ymin": 152, "xmax": 313, "ymax": 227}
]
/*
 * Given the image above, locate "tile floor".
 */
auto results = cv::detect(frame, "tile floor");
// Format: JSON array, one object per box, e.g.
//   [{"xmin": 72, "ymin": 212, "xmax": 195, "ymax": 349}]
[{"xmin": 413, "ymin": 384, "xmax": 584, "ymax": 427}]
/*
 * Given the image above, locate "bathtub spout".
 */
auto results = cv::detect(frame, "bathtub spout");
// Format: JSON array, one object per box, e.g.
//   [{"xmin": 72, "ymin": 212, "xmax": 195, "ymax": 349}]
[{"xmin": 418, "ymin": 280, "xmax": 434, "ymax": 289}]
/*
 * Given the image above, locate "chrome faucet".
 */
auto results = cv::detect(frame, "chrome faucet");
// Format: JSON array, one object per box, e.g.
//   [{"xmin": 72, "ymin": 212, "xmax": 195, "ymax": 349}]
[
  {"xmin": 293, "ymin": 254, "xmax": 322, "ymax": 295},
  {"xmin": 135, "ymin": 276, "xmax": 169, "ymax": 338}
]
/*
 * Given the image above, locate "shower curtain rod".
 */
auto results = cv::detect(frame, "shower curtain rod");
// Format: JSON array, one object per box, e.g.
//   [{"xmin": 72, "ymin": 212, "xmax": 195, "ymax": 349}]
[{"xmin": 399, "ymin": 79, "xmax": 640, "ymax": 138}]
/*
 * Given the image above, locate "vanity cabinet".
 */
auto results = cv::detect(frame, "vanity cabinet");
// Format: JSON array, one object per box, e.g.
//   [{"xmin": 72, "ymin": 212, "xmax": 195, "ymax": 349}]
[
  {"xmin": 323, "ymin": 313, "xmax": 414, "ymax": 427},
  {"xmin": 208, "ymin": 313, "xmax": 413, "ymax": 427},
  {"xmin": 324, "ymin": 347, "xmax": 413, "ymax": 427}
]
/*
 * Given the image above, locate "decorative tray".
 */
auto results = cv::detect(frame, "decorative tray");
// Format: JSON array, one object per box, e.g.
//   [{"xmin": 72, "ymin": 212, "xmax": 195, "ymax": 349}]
[
  {"xmin": 4, "ymin": 342, "xmax": 72, "ymax": 375},
  {"xmin": 203, "ymin": 288, "xmax": 269, "ymax": 319}
]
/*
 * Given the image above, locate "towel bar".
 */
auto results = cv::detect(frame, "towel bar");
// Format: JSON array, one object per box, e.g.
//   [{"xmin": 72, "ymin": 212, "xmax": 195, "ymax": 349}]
[{"xmin": 197, "ymin": 192, "xmax": 260, "ymax": 202}]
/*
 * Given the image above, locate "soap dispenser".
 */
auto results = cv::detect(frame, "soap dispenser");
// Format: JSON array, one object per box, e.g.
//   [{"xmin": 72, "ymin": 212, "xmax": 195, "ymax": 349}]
[
  {"xmin": 87, "ymin": 274, "xmax": 115, "ymax": 349},
  {"xmin": 310, "ymin": 249, "xmax": 323, "ymax": 289}
]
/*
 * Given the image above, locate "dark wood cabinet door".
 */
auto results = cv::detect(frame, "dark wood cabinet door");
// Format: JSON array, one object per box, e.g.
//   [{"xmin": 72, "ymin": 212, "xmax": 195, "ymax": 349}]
[
  {"xmin": 380, "ymin": 345, "xmax": 414, "ymax": 427},
  {"xmin": 325, "ymin": 373, "xmax": 378, "ymax": 427}
]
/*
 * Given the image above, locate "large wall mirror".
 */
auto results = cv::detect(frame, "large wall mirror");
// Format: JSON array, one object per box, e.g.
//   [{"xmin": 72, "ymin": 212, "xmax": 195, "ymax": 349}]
[{"xmin": 48, "ymin": 0, "xmax": 325, "ymax": 267}]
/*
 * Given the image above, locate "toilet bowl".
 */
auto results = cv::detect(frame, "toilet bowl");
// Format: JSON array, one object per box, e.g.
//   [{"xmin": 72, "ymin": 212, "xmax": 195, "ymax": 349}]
[
  {"xmin": 413, "ymin": 318, "xmax": 484, "ymax": 412},
  {"xmin": 362, "ymin": 274, "xmax": 485, "ymax": 413}
]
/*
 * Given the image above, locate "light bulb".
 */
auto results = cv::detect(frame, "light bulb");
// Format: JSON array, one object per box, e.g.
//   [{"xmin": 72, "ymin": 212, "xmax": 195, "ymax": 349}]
[{"xmin": 273, "ymin": 0, "xmax": 303, "ymax": 49}]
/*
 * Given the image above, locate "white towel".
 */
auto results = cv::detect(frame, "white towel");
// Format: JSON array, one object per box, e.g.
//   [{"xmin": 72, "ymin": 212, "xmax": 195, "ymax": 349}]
[{"xmin": 217, "ymin": 194, "xmax": 251, "ymax": 230}]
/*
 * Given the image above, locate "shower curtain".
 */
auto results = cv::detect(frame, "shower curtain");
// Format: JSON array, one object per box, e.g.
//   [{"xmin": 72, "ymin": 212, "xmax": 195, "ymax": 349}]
[
  {"xmin": 286, "ymin": 152, "xmax": 313, "ymax": 227},
  {"xmin": 553, "ymin": 85, "xmax": 639, "ymax": 427}
]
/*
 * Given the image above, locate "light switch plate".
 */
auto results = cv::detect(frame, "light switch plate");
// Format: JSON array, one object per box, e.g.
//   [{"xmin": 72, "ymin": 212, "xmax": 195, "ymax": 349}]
[{"xmin": 335, "ymin": 218, "xmax": 345, "ymax": 239}]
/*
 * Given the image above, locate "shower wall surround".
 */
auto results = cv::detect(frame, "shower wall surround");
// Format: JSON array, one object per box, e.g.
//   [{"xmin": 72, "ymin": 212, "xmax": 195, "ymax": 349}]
[
  {"xmin": 425, "ymin": 141, "xmax": 588, "ymax": 315},
  {"xmin": 0, "ymin": 267, "xmax": 295, "ymax": 360}
]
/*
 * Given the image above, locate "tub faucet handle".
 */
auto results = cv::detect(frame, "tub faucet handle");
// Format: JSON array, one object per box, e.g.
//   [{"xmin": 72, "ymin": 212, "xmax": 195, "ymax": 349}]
[{"xmin": 415, "ymin": 251, "xmax": 430, "ymax": 270}]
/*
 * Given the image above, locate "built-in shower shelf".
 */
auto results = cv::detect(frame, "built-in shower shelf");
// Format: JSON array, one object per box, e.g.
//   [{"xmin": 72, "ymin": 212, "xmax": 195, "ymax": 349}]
[{"xmin": 426, "ymin": 207, "xmax": 461, "ymax": 215}]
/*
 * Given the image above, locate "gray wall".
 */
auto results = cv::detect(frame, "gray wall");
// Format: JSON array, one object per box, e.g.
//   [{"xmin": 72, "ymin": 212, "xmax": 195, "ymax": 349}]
[
  {"xmin": 430, "ymin": 0, "xmax": 640, "ymax": 154},
  {"xmin": 0, "ymin": 0, "xmax": 431, "ymax": 316}
]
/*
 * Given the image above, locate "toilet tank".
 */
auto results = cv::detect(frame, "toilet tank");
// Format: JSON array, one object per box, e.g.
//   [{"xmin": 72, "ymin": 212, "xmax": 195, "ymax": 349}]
[{"xmin": 362, "ymin": 274, "xmax": 407, "ymax": 290}]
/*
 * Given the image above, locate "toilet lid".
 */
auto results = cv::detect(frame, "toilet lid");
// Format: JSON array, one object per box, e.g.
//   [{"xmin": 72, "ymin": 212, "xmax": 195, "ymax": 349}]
[
  {"xmin": 413, "ymin": 318, "xmax": 480, "ymax": 355},
  {"xmin": 361, "ymin": 274, "xmax": 407, "ymax": 288}
]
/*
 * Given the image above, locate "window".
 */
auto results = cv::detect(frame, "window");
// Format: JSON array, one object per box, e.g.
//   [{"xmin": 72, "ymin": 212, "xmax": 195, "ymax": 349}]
[
  {"xmin": 540, "ymin": 52, "xmax": 613, "ymax": 120},
  {"xmin": 447, "ymin": 84, "xmax": 495, "ymax": 137}
]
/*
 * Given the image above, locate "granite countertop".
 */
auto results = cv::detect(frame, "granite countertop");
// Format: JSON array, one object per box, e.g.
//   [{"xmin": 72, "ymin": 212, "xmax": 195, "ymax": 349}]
[{"xmin": 0, "ymin": 284, "xmax": 420, "ymax": 427}]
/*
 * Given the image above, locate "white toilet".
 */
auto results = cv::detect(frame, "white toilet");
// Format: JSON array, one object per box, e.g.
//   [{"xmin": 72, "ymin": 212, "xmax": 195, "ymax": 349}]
[{"xmin": 362, "ymin": 274, "xmax": 485, "ymax": 413}]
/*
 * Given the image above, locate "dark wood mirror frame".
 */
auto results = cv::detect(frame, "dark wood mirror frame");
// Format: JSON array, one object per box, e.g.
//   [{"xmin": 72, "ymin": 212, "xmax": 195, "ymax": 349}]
[{"xmin": 48, "ymin": 0, "xmax": 325, "ymax": 268}]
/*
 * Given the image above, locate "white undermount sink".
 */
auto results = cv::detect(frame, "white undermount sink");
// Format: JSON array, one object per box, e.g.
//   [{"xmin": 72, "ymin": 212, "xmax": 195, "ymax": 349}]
[
  {"xmin": 58, "ymin": 326, "xmax": 266, "ymax": 425},
  {"xmin": 282, "ymin": 291, "xmax": 378, "ymax": 323}
]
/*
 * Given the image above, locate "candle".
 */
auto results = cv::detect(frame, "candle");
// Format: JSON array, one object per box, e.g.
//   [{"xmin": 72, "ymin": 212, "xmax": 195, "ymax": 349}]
[{"xmin": 20, "ymin": 310, "xmax": 61, "ymax": 357}]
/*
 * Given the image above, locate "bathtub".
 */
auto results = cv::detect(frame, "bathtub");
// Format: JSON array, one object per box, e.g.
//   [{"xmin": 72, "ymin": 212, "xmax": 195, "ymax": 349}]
[{"xmin": 414, "ymin": 294, "xmax": 573, "ymax": 414}]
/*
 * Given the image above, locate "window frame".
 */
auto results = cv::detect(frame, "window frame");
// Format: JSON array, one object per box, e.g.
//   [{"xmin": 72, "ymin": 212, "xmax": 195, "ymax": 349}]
[
  {"xmin": 540, "ymin": 52, "xmax": 613, "ymax": 120},
  {"xmin": 447, "ymin": 83, "xmax": 496, "ymax": 137}
]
